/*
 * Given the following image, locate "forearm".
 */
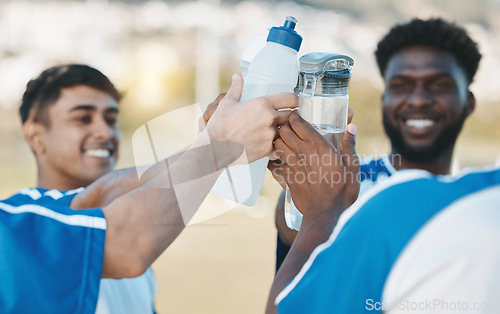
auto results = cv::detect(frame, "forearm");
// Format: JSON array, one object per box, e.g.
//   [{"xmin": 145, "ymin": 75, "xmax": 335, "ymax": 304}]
[
  {"xmin": 71, "ymin": 148, "xmax": 189, "ymax": 209},
  {"xmin": 267, "ymin": 211, "xmax": 338, "ymax": 313},
  {"xmin": 101, "ymin": 131, "xmax": 238, "ymax": 278}
]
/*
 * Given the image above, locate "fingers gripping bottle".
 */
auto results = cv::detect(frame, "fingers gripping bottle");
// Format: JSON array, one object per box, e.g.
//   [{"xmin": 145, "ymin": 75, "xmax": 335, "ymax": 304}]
[{"xmin": 210, "ymin": 16, "xmax": 302, "ymax": 206}]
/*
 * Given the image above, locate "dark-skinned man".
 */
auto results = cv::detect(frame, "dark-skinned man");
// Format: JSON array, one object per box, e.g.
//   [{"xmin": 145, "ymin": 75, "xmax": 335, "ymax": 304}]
[{"xmin": 274, "ymin": 18, "xmax": 481, "ymax": 271}]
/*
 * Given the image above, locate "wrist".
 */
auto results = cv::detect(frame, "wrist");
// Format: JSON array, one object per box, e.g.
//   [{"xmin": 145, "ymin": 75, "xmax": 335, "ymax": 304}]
[
  {"xmin": 205, "ymin": 121, "xmax": 226, "ymax": 144},
  {"xmin": 298, "ymin": 209, "xmax": 339, "ymax": 242},
  {"xmin": 199, "ymin": 129, "xmax": 245, "ymax": 170}
]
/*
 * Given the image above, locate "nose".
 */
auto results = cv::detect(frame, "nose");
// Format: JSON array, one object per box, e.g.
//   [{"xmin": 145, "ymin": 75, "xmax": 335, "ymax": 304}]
[
  {"xmin": 91, "ymin": 117, "xmax": 116, "ymax": 141},
  {"xmin": 407, "ymin": 83, "xmax": 433, "ymax": 109}
]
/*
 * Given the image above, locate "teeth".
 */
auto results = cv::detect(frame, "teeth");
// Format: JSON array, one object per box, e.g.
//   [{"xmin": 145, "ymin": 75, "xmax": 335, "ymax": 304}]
[
  {"xmin": 85, "ymin": 149, "xmax": 111, "ymax": 158},
  {"xmin": 406, "ymin": 119, "xmax": 434, "ymax": 129}
]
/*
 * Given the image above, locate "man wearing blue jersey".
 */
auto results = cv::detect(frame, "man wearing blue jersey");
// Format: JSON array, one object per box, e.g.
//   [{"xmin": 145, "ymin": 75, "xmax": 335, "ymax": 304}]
[
  {"xmin": 17, "ymin": 64, "xmax": 158, "ymax": 314},
  {"xmin": 272, "ymin": 17, "xmax": 481, "ymax": 271},
  {"xmin": 267, "ymin": 111, "xmax": 500, "ymax": 313},
  {"xmin": 0, "ymin": 66, "xmax": 297, "ymax": 313},
  {"xmin": 265, "ymin": 19, "xmax": 500, "ymax": 314}
]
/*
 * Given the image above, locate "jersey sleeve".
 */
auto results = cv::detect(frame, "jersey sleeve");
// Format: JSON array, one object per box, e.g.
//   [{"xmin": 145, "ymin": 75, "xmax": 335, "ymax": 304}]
[
  {"xmin": 0, "ymin": 200, "xmax": 106, "ymax": 314},
  {"xmin": 383, "ymin": 186, "xmax": 500, "ymax": 314}
]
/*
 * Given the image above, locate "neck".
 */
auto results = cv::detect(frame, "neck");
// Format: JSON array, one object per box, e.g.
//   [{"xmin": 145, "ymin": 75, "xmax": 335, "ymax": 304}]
[
  {"xmin": 36, "ymin": 163, "xmax": 89, "ymax": 191},
  {"xmin": 389, "ymin": 146, "xmax": 455, "ymax": 175}
]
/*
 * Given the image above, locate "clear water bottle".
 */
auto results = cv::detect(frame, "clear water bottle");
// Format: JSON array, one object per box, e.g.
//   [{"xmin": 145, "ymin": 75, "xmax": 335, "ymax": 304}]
[
  {"xmin": 285, "ymin": 52, "xmax": 354, "ymax": 230},
  {"xmin": 210, "ymin": 16, "xmax": 302, "ymax": 206}
]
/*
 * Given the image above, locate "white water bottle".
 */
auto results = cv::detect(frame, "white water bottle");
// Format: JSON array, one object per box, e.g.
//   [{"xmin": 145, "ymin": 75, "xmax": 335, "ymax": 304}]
[{"xmin": 210, "ymin": 16, "xmax": 302, "ymax": 206}]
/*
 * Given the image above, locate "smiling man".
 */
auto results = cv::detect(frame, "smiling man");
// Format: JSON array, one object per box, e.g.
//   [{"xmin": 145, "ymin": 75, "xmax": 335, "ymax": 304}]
[
  {"xmin": 378, "ymin": 20, "xmax": 477, "ymax": 175},
  {"xmin": 266, "ymin": 19, "xmax": 499, "ymax": 314},
  {"xmin": 19, "ymin": 64, "xmax": 157, "ymax": 314},
  {"xmin": 274, "ymin": 18, "xmax": 482, "ymax": 270},
  {"xmin": 21, "ymin": 69, "xmax": 121, "ymax": 190},
  {"xmin": 2, "ymin": 66, "xmax": 296, "ymax": 313}
]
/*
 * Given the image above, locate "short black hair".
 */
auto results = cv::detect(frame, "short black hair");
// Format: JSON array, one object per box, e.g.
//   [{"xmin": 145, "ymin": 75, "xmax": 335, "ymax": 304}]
[
  {"xmin": 20, "ymin": 64, "xmax": 122, "ymax": 125},
  {"xmin": 375, "ymin": 18, "xmax": 481, "ymax": 84}
]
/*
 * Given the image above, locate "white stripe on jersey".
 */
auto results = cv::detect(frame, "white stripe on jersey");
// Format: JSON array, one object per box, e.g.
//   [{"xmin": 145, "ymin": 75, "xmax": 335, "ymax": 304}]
[
  {"xmin": 0, "ymin": 202, "xmax": 106, "ymax": 230},
  {"xmin": 17, "ymin": 187, "xmax": 85, "ymax": 200},
  {"xmin": 44, "ymin": 190, "xmax": 64, "ymax": 200},
  {"xmin": 19, "ymin": 188, "xmax": 43, "ymax": 200}
]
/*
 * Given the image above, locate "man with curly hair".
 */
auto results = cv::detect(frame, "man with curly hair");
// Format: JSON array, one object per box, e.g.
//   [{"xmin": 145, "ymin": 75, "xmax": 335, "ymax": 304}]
[
  {"xmin": 273, "ymin": 17, "xmax": 482, "ymax": 271},
  {"xmin": 266, "ymin": 18, "xmax": 496, "ymax": 314}
]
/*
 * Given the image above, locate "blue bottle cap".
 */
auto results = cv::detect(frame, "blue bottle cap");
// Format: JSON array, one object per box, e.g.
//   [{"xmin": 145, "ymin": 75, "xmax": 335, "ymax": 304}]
[{"xmin": 267, "ymin": 16, "xmax": 302, "ymax": 52}]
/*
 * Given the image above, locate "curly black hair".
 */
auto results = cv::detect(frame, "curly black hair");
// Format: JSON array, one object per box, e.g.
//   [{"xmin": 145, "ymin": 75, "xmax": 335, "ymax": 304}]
[
  {"xmin": 20, "ymin": 64, "xmax": 122, "ymax": 126},
  {"xmin": 375, "ymin": 18, "xmax": 481, "ymax": 84}
]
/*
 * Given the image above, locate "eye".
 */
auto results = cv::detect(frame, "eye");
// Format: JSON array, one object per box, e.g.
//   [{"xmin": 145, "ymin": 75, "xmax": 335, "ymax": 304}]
[
  {"xmin": 428, "ymin": 78, "xmax": 456, "ymax": 93},
  {"xmin": 105, "ymin": 117, "xmax": 117, "ymax": 126},
  {"xmin": 76, "ymin": 115, "xmax": 92, "ymax": 124},
  {"xmin": 388, "ymin": 79, "xmax": 412, "ymax": 94}
]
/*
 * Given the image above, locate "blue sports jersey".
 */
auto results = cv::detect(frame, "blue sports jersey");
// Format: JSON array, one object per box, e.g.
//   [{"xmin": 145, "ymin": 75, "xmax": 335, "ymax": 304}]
[
  {"xmin": 0, "ymin": 188, "xmax": 106, "ymax": 314},
  {"xmin": 276, "ymin": 167, "xmax": 500, "ymax": 313}
]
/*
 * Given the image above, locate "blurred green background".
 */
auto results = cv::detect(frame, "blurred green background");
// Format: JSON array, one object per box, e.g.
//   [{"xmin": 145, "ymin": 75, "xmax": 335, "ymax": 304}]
[{"xmin": 1, "ymin": 0, "xmax": 499, "ymax": 313}]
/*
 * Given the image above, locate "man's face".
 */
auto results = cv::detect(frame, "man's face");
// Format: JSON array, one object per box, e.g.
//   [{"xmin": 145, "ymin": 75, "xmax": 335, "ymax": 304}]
[
  {"xmin": 40, "ymin": 85, "xmax": 120, "ymax": 187},
  {"xmin": 382, "ymin": 45, "xmax": 473, "ymax": 162}
]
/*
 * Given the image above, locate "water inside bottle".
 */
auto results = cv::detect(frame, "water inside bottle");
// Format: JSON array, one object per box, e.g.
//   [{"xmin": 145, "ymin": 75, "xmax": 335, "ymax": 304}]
[
  {"xmin": 299, "ymin": 95, "xmax": 348, "ymax": 131},
  {"xmin": 285, "ymin": 95, "xmax": 348, "ymax": 230},
  {"xmin": 318, "ymin": 128, "xmax": 344, "ymax": 150}
]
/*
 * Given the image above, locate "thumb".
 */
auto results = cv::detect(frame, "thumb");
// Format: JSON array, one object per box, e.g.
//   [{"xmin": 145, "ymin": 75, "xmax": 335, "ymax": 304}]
[
  {"xmin": 340, "ymin": 123, "xmax": 358, "ymax": 168},
  {"xmin": 221, "ymin": 73, "xmax": 243, "ymax": 106},
  {"xmin": 347, "ymin": 106, "xmax": 355, "ymax": 124}
]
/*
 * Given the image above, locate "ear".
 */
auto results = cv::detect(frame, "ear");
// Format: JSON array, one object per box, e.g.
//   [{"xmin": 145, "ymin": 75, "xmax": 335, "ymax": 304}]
[
  {"xmin": 23, "ymin": 121, "xmax": 47, "ymax": 156},
  {"xmin": 465, "ymin": 91, "xmax": 476, "ymax": 117}
]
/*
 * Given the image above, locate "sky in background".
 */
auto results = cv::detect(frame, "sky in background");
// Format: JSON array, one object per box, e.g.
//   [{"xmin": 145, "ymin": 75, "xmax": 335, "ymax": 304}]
[{"xmin": 1, "ymin": 0, "xmax": 499, "ymax": 189}]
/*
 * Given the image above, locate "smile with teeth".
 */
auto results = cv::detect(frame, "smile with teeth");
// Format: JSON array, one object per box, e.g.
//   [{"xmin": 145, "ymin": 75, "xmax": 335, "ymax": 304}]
[
  {"xmin": 405, "ymin": 119, "xmax": 435, "ymax": 129},
  {"xmin": 85, "ymin": 149, "xmax": 111, "ymax": 158}
]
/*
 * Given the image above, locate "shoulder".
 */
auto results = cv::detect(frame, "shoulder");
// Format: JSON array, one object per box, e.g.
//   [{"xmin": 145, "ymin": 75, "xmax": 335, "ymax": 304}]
[
  {"xmin": 1, "ymin": 187, "xmax": 105, "ymax": 230},
  {"xmin": 354, "ymin": 166, "xmax": 500, "ymax": 230},
  {"xmin": 382, "ymin": 173, "xmax": 500, "ymax": 309},
  {"xmin": 0, "ymin": 188, "xmax": 106, "ymax": 313}
]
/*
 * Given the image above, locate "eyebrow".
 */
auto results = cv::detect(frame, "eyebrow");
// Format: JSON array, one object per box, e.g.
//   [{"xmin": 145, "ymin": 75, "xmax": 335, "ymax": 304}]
[
  {"xmin": 387, "ymin": 72, "xmax": 455, "ymax": 81},
  {"xmin": 69, "ymin": 105, "xmax": 119, "ymax": 114}
]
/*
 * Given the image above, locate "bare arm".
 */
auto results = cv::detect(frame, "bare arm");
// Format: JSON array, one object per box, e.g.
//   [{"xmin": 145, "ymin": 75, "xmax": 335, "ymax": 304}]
[
  {"xmin": 100, "ymin": 131, "xmax": 228, "ymax": 278},
  {"xmin": 83, "ymin": 74, "xmax": 297, "ymax": 278}
]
